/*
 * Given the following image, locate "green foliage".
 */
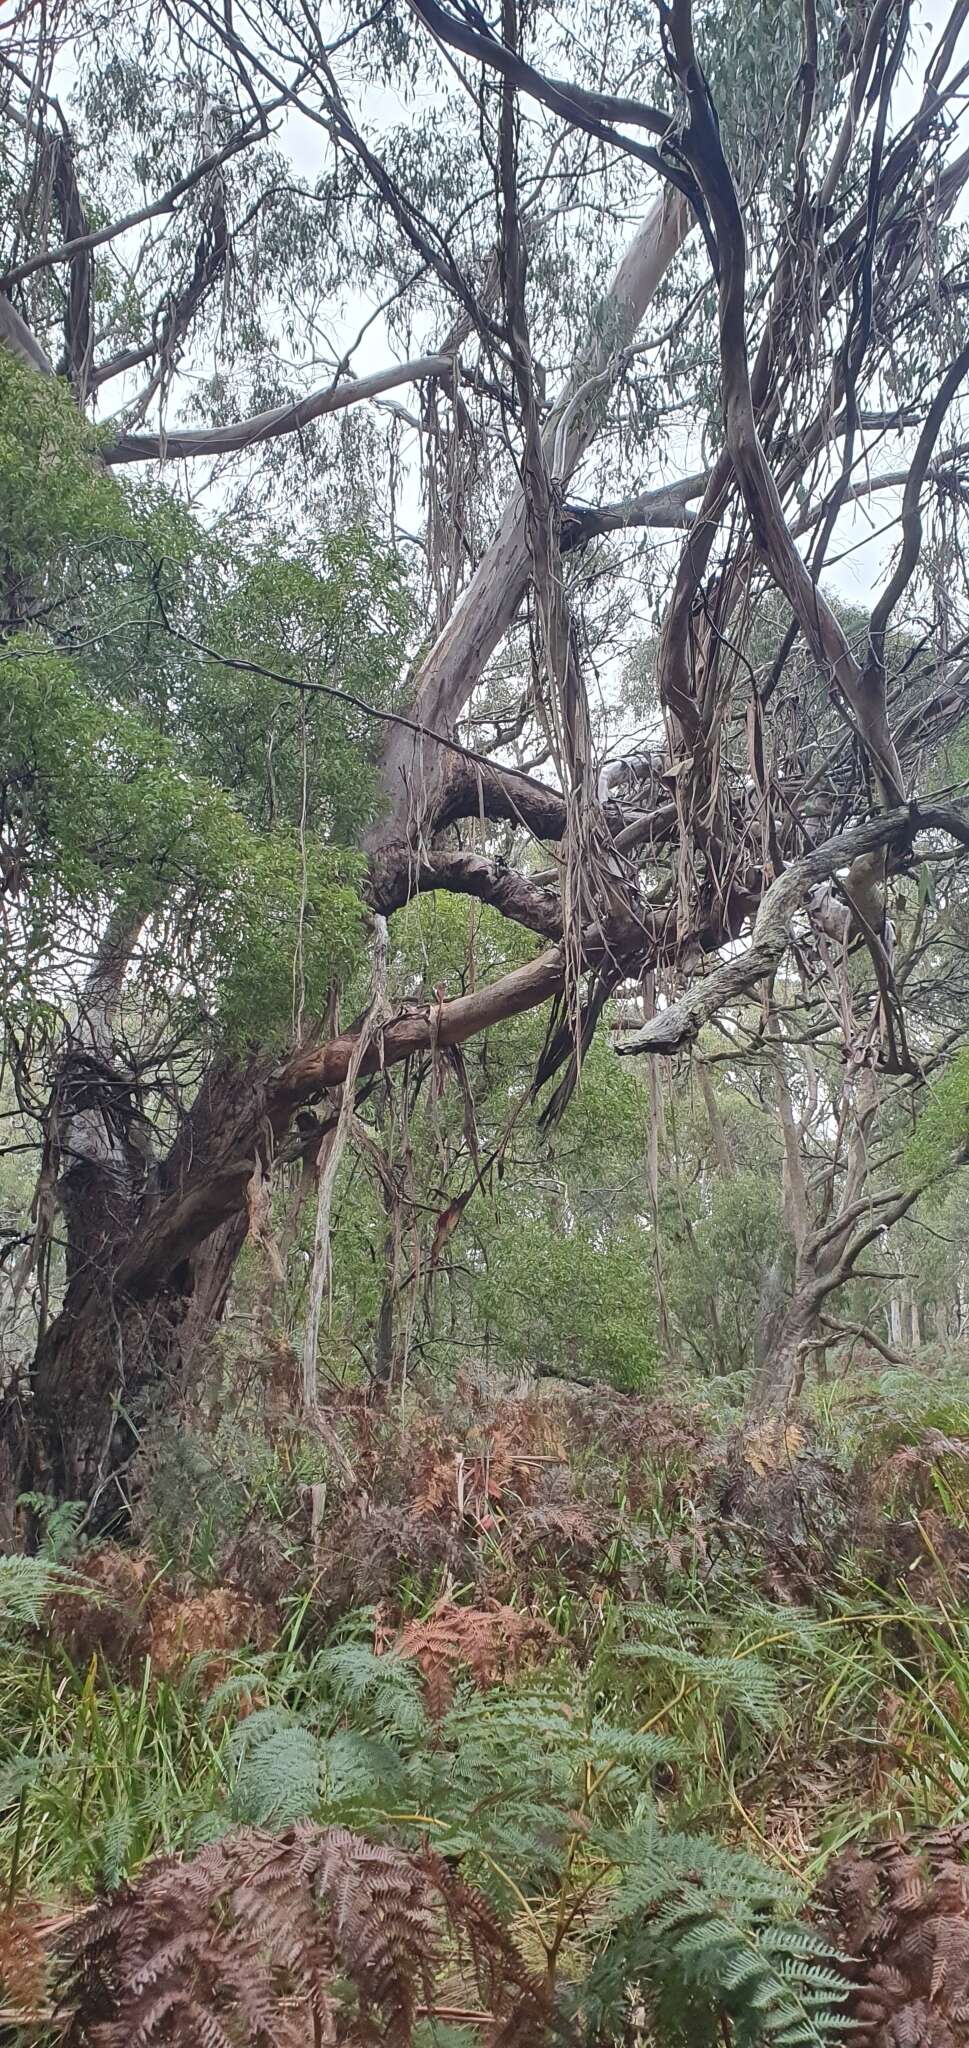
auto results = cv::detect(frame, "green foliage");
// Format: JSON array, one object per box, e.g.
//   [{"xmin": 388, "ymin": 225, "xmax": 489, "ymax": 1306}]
[
  {"xmin": 0, "ymin": 1601, "xmax": 855, "ymax": 2042},
  {"xmin": 902, "ymin": 1047, "xmax": 969, "ymax": 1192},
  {"xmin": 0, "ymin": 1553, "xmax": 81, "ymax": 1627},
  {"xmin": 619, "ymin": 1642, "xmax": 782, "ymax": 1734},
  {"xmin": 230, "ymin": 1713, "xmax": 323, "ymax": 1825},
  {"xmin": 581, "ymin": 1823, "xmax": 848, "ymax": 2047},
  {"xmin": 195, "ymin": 532, "xmax": 413, "ymax": 843},
  {"xmin": 4, "ymin": 20, "xmax": 969, "ymax": 2043},
  {"xmin": 17, "ymin": 1494, "xmax": 86, "ymax": 1564},
  {"xmin": 11, "ymin": 1355, "xmax": 969, "ymax": 2043},
  {"xmin": 0, "ymin": 355, "xmax": 417, "ymax": 1056},
  {"xmin": 477, "ymin": 1216, "xmax": 658, "ymax": 1389},
  {"xmin": 2, "ymin": 638, "xmax": 366, "ymax": 1046},
  {"xmin": 0, "ymin": 352, "xmax": 125, "ymax": 585},
  {"xmin": 663, "ymin": 1170, "xmax": 786, "ymax": 1375}
]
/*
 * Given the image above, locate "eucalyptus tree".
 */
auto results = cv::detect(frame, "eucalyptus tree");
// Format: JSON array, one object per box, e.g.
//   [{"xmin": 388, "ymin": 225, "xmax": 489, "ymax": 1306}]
[{"xmin": 3, "ymin": 0, "xmax": 969, "ymax": 1507}]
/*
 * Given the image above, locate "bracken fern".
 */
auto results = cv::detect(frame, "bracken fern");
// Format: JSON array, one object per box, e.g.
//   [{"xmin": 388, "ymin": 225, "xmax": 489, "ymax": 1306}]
[
  {"xmin": 60, "ymin": 1820, "xmax": 551, "ymax": 2048},
  {"xmin": 579, "ymin": 1822, "xmax": 851, "ymax": 2047}
]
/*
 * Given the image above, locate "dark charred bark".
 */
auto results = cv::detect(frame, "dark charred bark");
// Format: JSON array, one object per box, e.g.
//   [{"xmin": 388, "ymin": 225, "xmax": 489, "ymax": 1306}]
[
  {"xmin": 18, "ymin": 943, "xmax": 572, "ymax": 1514},
  {"xmin": 23, "ymin": 1055, "xmax": 263, "ymax": 1518},
  {"xmin": 27, "ymin": 1211, "xmax": 248, "ymax": 1517}
]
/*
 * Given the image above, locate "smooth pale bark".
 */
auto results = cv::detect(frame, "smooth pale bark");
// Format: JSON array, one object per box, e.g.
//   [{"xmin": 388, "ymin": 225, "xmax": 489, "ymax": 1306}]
[
  {"xmin": 749, "ymin": 1050, "xmax": 880, "ymax": 1417},
  {"xmin": 614, "ymin": 808, "xmax": 965, "ymax": 1057},
  {"xmin": 103, "ymin": 356, "xmax": 451, "ymax": 464},
  {"xmin": 698, "ymin": 1063, "xmax": 735, "ymax": 1183},
  {"xmin": 370, "ymin": 185, "xmax": 692, "ymax": 846}
]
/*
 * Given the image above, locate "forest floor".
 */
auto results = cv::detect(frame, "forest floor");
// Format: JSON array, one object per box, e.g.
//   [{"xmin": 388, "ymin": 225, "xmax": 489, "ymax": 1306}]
[{"xmin": 4, "ymin": 1349, "xmax": 969, "ymax": 2044}]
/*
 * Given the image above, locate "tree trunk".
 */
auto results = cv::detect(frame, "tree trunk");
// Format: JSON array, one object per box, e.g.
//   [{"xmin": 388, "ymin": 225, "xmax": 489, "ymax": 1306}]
[
  {"xmin": 908, "ymin": 1290, "xmax": 922, "ymax": 1350},
  {"xmin": 370, "ymin": 188, "xmax": 690, "ymax": 845},
  {"xmin": 22, "ymin": 1053, "xmax": 262, "ymax": 1516},
  {"xmin": 27, "ymin": 1211, "xmax": 247, "ymax": 1517},
  {"xmin": 12, "ymin": 189, "xmax": 692, "ymax": 1513},
  {"xmin": 374, "ymin": 1271, "xmax": 397, "ymax": 1391},
  {"xmin": 746, "ymin": 1282, "xmax": 822, "ymax": 1420},
  {"xmin": 18, "ymin": 941, "xmax": 571, "ymax": 1510}
]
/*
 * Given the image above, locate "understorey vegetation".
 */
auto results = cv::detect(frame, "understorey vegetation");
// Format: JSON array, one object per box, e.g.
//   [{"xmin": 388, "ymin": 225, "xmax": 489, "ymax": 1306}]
[
  {"xmin": 7, "ymin": 1375, "xmax": 969, "ymax": 2042},
  {"xmin": 3, "ymin": 0, "xmax": 969, "ymax": 2039}
]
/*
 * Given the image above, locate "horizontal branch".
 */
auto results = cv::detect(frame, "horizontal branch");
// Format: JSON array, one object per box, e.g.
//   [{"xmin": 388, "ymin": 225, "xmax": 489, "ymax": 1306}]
[
  {"xmin": 369, "ymin": 846, "xmax": 567, "ymax": 935},
  {"xmin": 560, "ymin": 471, "xmax": 708, "ymax": 545},
  {"xmin": 790, "ymin": 448, "xmax": 969, "ymax": 538},
  {"xmin": 103, "ymin": 355, "xmax": 452, "ymax": 463},
  {"xmin": 559, "ymin": 426, "xmax": 969, "ymax": 556},
  {"xmin": 117, "ymin": 945, "xmax": 568, "ymax": 1291}
]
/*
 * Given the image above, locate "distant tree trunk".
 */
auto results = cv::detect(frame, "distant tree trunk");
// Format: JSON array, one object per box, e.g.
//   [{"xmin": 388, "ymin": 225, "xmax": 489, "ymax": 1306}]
[
  {"xmin": 746, "ymin": 1022, "xmax": 815, "ymax": 1419},
  {"xmin": 643, "ymin": 980, "xmax": 673, "ymax": 1360},
  {"xmin": 698, "ymin": 1062, "xmax": 734, "ymax": 1181},
  {"xmin": 747, "ymin": 1280, "xmax": 823, "ymax": 1419},
  {"xmin": 745, "ymin": 1051, "xmax": 885, "ymax": 1423},
  {"xmin": 908, "ymin": 1290, "xmax": 922, "ymax": 1349},
  {"xmin": 374, "ymin": 1278, "xmax": 396, "ymax": 1391}
]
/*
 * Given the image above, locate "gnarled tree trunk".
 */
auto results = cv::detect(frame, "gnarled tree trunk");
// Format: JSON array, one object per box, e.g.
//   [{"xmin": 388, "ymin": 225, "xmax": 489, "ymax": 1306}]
[{"xmin": 23, "ymin": 1046, "xmax": 260, "ymax": 1513}]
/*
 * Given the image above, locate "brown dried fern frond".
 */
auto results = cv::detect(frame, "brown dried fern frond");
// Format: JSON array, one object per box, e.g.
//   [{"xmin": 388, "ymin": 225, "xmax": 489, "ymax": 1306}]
[
  {"xmin": 392, "ymin": 1601, "xmax": 553, "ymax": 1718},
  {"xmin": 147, "ymin": 1585, "xmax": 275, "ymax": 1691},
  {"xmin": 818, "ymin": 1824, "xmax": 969, "ymax": 2046},
  {"xmin": 412, "ymin": 1421, "xmax": 544, "ymax": 1526},
  {"xmin": 0, "ymin": 1895, "xmax": 48, "ymax": 2017},
  {"xmin": 44, "ymin": 1546, "xmax": 275, "ymax": 1692},
  {"xmin": 60, "ymin": 1821, "xmax": 552, "ymax": 2048}
]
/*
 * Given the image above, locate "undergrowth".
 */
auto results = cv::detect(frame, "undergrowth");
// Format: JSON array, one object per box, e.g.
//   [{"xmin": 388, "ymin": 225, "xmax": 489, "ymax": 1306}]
[{"xmin": 3, "ymin": 1364, "xmax": 969, "ymax": 2043}]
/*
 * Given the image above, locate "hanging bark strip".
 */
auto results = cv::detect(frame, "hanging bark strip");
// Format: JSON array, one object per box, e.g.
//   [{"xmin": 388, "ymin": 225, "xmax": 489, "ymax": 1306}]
[{"xmin": 300, "ymin": 919, "xmax": 389, "ymax": 1410}]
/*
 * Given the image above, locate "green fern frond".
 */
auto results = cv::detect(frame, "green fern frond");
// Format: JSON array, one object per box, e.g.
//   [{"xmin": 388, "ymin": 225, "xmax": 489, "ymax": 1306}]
[
  {"xmin": 0, "ymin": 1551, "xmax": 82, "ymax": 1626},
  {"xmin": 16, "ymin": 1495, "xmax": 86, "ymax": 1564},
  {"xmin": 202, "ymin": 1663, "xmax": 275, "ymax": 1721},
  {"xmin": 309, "ymin": 1642, "xmax": 428, "ymax": 1739},
  {"xmin": 581, "ymin": 1821, "xmax": 848, "ymax": 2047},
  {"xmin": 622, "ymin": 1603, "xmax": 689, "ymax": 1641},
  {"xmin": 92, "ymin": 1788, "xmax": 159, "ymax": 1891},
  {"xmin": 619, "ymin": 1642, "xmax": 782, "ymax": 1727},
  {"xmin": 318, "ymin": 1730, "xmax": 411, "ymax": 1817},
  {"xmin": 627, "ymin": 1599, "xmax": 831, "ymax": 1661},
  {"xmin": 230, "ymin": 1718, "xmax": 322, "ymax": 1826},
  {"xmin": 0, "ymin": 1752, "xmax": 51, "ymax": 1804}
]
